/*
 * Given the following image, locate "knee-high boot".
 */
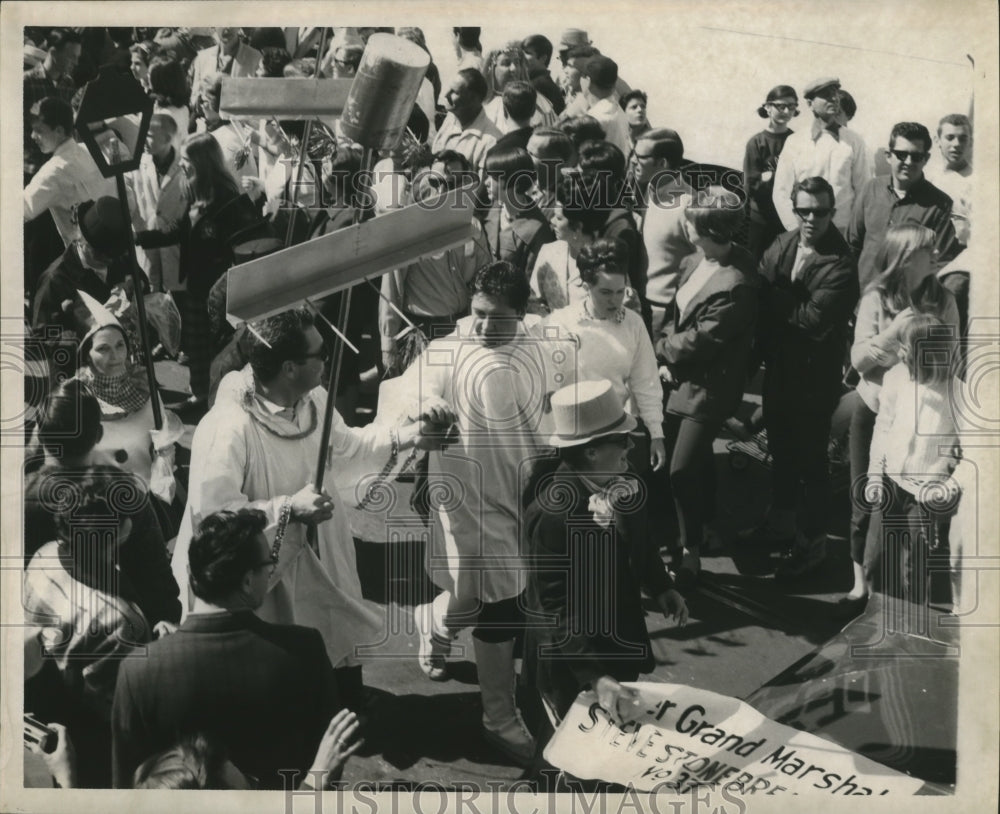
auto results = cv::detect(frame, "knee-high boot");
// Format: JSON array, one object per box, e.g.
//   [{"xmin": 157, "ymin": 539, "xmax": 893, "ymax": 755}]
[{"xmin": 473, "ymin": 637, "xmax": 535, "ymax": 766}]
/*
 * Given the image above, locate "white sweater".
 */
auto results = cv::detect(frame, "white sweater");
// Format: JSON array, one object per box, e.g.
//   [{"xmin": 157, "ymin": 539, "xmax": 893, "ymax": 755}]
[{"xmin": 868, "ymin": 363, "xmax": 961, "ymax": 496}]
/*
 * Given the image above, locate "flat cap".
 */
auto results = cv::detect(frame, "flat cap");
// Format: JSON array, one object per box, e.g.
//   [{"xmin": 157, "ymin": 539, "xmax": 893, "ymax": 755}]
[{"xmin": 803, "ymin": 76, "xmax": 840, "ymax": 99}]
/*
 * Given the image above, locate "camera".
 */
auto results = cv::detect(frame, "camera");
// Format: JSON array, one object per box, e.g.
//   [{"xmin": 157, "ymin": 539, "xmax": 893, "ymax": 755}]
[{"xmin": 23, "ymin": 713, "xmax": 56, "ymax": 754}]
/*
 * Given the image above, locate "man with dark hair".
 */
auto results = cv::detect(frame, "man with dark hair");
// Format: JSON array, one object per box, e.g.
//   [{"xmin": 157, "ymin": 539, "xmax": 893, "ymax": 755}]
[
  {"xmin": 399, "ymin": 261, "xmax": 557, "ymax": 766},
  {"xmin": 171, "ymin": 307, "xmax": 455, "ymax": 714},
  {"xmin": 558, "ymin": 114, "xmax": 606, "ymax": 151},
  {"xmin": 927, "ymin": 113, "xmax": 973, "ymax": 245},
  {"xmin": 493, "ymin": 81, "xmax": 538, "ymax": 152},
  {"xmin": 23, "ymin": 28, "xmax": 81, "ymax": 179},
  {"xmin": 772, "ymin": 77, "xmax": 872, "ymax": 233},
  {"xmin": 576, "ymin": 142, "xmax": 650, "ymax": 327},
  {"xmin": 581, "ymin": 56, "xmax": 630, "ymax": 156},
  {"xmin": 24, "ymin": 97, "xmax": 115, "ymax": 250},
  {"xmin": 113, "ymin": 508, "xmax": 344, "ymax": 789},
  {"xmin": 522, "ymin": 34, "xmax": 565, "ymax": 115},
  {"xmin": 526, "ymin": 127, "xmax": 575, "ymax": 209},
  {"xmin": 847, "ymin": 121, "xmax": 959, "ymax": 290},
  {"xmin": 453, "ymin": 27, "xmax": 484, "ymax": 71},
  {"xmin": 745, "ymin": 176, "xmax": 859, "ymax": 579},
  {"xmin": 431, "ymin": 68, "xmax": 502, "ymax": 175},
  {"xmin": 630, "ymin": 128, "xmax": 692, "ymax": 213}
]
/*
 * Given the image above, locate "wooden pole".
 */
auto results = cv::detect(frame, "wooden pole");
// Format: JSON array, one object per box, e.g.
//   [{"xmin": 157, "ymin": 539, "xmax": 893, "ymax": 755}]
[
  {"xmin": 114, "ymin": 172, "xmax": 163, "ymax": 430},
  {"xmin": 313, "ymin": 146, "xmax": 374, "ymax": 490}
]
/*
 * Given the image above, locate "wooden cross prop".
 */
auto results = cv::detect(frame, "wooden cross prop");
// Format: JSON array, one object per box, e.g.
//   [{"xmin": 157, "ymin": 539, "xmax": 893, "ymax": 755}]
[{"xmin": 226, "ymin": 185, "xmax": 476, "ymax": 323}]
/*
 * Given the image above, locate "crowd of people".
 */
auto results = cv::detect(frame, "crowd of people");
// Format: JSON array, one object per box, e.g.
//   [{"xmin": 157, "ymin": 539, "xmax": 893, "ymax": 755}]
[{"xmin": 21, "ymin": 24, "xmax": 975, "ymax": 791}]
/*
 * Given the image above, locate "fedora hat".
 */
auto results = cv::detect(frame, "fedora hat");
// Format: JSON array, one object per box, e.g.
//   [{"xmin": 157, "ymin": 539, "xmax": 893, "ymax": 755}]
[
  {"xmin": 78, "ymin": 197, "xmax": 130, "ymax": 259},
  {"xmin": 549, "ymin": 380, "xmax": 638, "ymax": 447}
]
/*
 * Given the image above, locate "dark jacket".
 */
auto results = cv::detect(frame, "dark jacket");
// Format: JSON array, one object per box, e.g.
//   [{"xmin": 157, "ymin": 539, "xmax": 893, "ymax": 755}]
[
  {"xmin": 523, "ymin": 465, "xmax": 672, "ymax": 717},
  {"xmin": 111, "ymin": 610, "xmax": 340, "ymax": 789},
  {"xmin": 757, "ymin": 227, "xmax": 859, "ymax": 406},
  {"xmin": 529, "ymin": 66, "xmax": 566, "ymax": 115},
  {"xmin": 485, "ymin": 204, "xmax": 556, "ymax": 279},
  {"xmin": 601, "ymin": 207, "xmax": 651, "ymax": 330},
  {"xmin": 655, "ymin": 246, "xmax": 759, "ymax": 423},
  {"xmin": 138, "ymin": 191, "xmax": 262, "ymax": 297},
  {"xmin": 23, "ymin": 462, "xmax": 181, "ymax": 625}
]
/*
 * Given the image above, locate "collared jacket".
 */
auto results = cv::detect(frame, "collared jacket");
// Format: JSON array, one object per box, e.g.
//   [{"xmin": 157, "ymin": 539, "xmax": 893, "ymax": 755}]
[
  {"xmin": 125, "ymin": 149, "xmax": 188, "ymax": 291},
  {"xmin": 523, "ymin": 464, "xmax": 672, "ymax": 717},
  {"xmin": 757, "ymin": 226, "xmax": 859, "ymax": 406},
  {"xmin": 655, "ymin": 246, "xmax": 759, "ymax": 423},
  {"xmin": 847, "ymin": 175, "xmax": 960, "ymax": 291}
]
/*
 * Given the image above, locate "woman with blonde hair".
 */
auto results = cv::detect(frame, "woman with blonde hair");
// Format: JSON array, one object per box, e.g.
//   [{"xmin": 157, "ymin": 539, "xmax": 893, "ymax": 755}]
[
  {"xmin": 482, "ymin": 41, "xmax": 556, "ymax": 133},
  {"xmin": 839, "ymin": 222, "xmax": 959, "ymax": 616}
]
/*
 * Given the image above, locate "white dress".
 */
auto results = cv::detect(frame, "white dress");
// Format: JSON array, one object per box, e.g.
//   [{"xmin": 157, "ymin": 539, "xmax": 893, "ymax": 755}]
[
  {"xmin": 170, "ymin": 367, "xmax": 388, "ymax": 667},
  {"xmin": 399, "ymin": 318, "xmax": 557, "ymax": 603}
]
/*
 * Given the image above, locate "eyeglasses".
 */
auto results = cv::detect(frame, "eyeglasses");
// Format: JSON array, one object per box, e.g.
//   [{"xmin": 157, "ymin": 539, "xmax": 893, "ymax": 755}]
[
  {"xmin": 767, "ymin": 103, "xmax": 798, "ymax": 112},
  {"xmin": 793, "ymin": 207, "xmax": 832, "ymax": 219},
  {"xmin": 298, "ymin": 345, "xmax": 330, "ymax": 363},
  {"xmin": 888, "ymin": 149, "xmax": 929, "ymax": 164}
]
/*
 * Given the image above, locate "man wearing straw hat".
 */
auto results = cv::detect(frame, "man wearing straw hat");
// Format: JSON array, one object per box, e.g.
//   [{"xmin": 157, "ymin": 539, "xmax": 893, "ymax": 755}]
[{"xmin": 523, "ymin": 379, "xmax": 688, "ymax": 737}]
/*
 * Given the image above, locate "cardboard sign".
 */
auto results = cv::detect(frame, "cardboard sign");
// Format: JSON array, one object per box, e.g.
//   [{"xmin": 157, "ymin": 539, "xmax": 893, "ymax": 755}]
[{"xmin": 544, "ymin": 682, "xmax": 925, "ymax": 796}]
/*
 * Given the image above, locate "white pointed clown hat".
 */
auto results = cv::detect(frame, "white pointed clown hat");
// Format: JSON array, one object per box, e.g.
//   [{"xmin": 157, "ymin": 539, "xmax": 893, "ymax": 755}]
[{"xmin": 73, "ymin": 289, "xmax": 125, "ymax": 349}]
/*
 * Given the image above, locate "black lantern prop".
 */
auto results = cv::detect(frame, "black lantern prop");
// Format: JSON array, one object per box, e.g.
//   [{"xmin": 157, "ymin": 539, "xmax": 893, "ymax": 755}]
[{"xmin": 74, "ymin": 66, "xmax": 161, "ymax": 429}]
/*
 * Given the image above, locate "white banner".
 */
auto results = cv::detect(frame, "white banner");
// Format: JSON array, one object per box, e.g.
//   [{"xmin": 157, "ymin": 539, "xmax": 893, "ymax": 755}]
[{"xmin": 543, "ymin": 682, "xmax": 925, "ymax": 796}]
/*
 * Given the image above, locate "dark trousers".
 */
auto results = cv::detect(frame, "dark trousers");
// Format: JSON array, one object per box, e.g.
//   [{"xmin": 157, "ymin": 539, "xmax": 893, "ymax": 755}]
[
  {"xmin": 864, "ymin": 479, "xmax": 936, "ymax": 605},
  {"xmin": 763, "ymin": 389, "xmax": 837, "ymax": 538},
  {"xmin": 661, "ymin": 413, "xmax": 720, "ymax": 553},
  {"xmin": 848, "ymin": 393, "xmax": 878, "ymax": 565},
  {"xmin": 179, "ymin": 291, "xmax": 210, "ymax": 399}
]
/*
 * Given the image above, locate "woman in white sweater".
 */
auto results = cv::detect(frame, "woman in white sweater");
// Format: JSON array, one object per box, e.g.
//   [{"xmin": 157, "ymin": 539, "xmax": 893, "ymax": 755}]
[
  {"xmin": 542, "ymin": 237, "xmax": 666, "ymax": 473},
  {"xmin": 842, "ymin": 224, "xmax": 958, "ymax": 613},
  {"xmin": 865, "ymin": 314, "xmax": 962, "ymax": 605}
]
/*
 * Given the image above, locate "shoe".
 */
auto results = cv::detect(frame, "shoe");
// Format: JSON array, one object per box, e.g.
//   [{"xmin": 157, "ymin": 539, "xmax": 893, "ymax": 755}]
[
  {"xmin": 775, "ymin": 535, "xmax": 827, "ymax": 580},
  {"xmin": 414, "ymin": 603, "xmax": 449, "ymax": 681},
  {"xmin": 736, "ymin": 522, "xmax": 796, "ymax": 550},
  {"xmin": 475, "ymin": 638, "xmax": 536, "ymax": 767},
  {"xmin": 483, "ymin": 711, "xmax": 536, "ymax": 767}
]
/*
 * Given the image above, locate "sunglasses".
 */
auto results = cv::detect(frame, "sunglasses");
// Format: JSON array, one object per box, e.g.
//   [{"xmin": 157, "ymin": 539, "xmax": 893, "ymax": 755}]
[
  {"xmin": 793, "ymin": 207, "xmax": 832, "ymax": 219},
  {"xmin": 767, "ymin": 103, "xmax": 798, "ymax": 112},
  {"xmin": 888, "ymin": 149, "xmax": 928, "ymax": 163},
  {"xmin": 299, "ymin": 346, "xmax": 330, "ymax": 363}
]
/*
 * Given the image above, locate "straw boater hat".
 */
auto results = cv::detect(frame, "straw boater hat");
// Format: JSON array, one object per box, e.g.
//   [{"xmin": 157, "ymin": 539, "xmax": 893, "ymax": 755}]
[{"xmin": 548, "ymin": 380, "xmax": 638, "ymax": 447}]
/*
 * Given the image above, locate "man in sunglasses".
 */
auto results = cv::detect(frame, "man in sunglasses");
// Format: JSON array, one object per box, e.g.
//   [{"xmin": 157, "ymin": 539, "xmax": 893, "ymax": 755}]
[
  {"xmin": 847, "ymin": 121, "xmax": 959, "ymax": 291},
  {"xmin": 772, "ymin": 77, "xmax": 872, "ymax": 235},
  {"xmin": 743, "ymin": 177, "xmax": 859, "ymax": 579}
]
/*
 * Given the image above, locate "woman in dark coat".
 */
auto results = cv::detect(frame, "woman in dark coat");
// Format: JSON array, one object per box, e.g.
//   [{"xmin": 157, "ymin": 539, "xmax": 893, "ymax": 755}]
[
  {"xmin": 136, "ymin": 132, "xmax": 262, "ymax": 406},
  {"xmin": 655, "ymin": 189, "xmax": 759, "ymax": 587},
  {"xmin": 523, "ymin": 380, "xmax": 687, "ymax": 732}
]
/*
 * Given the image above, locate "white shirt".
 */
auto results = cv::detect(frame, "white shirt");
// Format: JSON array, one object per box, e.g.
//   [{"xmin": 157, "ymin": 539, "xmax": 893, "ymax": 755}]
[
  {"xmin": 772, "ymin": 125, "xmax": 873, "ymax": 232},
  {"xmin": 926, "ymin": 161, "xmax": 972, "ymax": 244},
  {"xmin": 586, "ymin": 97, "xmax": 632, "ymax": 157},
  {"xmin": 675, "ymin": 255, "xmax": 720, "ymax": 318},
  {"xmin": 790, "ymin": 244, "xmax": 815, "ymax": 282},
  {"xmin": 24, "ymin": 138, "xmax": 116, "ymax": 247}
]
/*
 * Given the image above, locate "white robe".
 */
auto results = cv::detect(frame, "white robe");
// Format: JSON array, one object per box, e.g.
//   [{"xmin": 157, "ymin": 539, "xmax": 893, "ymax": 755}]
[
  {"xmin": 399, "ymin": 318, "xmax": 557, "ymax": 603},
  {"xmin": 171, "ymin": 368, "xmax": 387, "ymax": 667}
]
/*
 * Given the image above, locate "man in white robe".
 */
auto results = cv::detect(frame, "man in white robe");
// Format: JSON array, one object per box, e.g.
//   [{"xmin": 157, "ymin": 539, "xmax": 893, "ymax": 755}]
[{"xmin": 171, "ymin": 307, "xmax": 453, "ymax": 711}]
